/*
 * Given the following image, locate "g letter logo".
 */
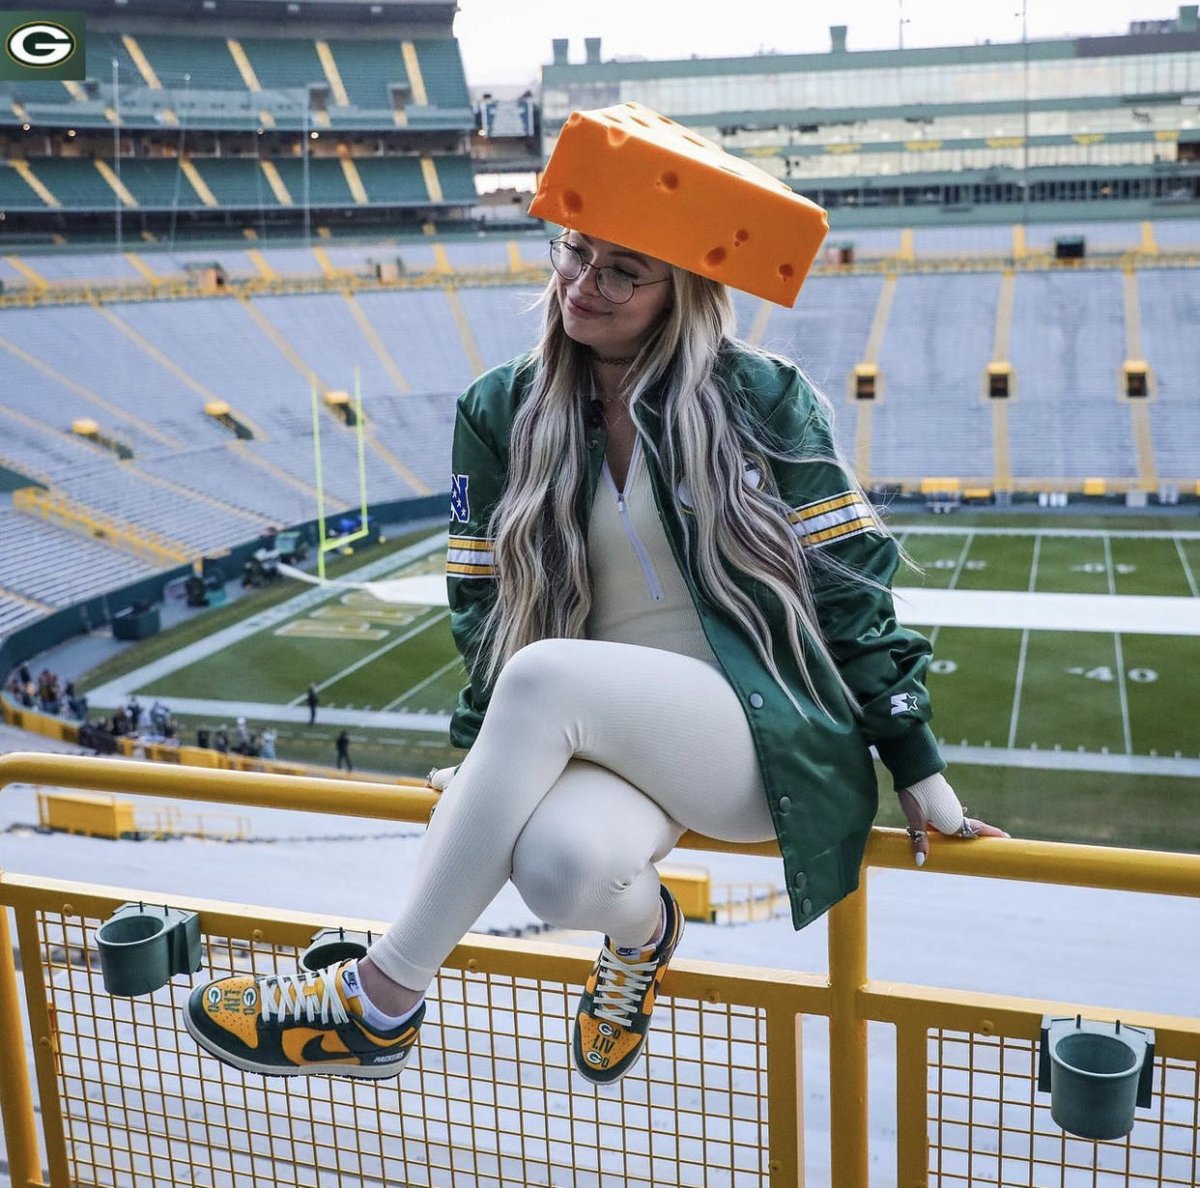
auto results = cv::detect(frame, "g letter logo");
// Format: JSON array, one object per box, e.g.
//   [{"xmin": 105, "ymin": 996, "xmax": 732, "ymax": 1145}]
[{"xmin": 1, "ymin": 13, "xmax": 86, "ymax": 80}]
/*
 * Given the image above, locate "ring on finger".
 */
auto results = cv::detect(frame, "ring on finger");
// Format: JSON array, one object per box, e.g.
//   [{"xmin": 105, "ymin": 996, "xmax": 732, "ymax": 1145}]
[
  {"xmin": 959, "ymin": 815, "xmax": 979, "ymax": 839},
  {"xmin": 906, "ymin": 827, "xmax": 927, "ymax": 843}
]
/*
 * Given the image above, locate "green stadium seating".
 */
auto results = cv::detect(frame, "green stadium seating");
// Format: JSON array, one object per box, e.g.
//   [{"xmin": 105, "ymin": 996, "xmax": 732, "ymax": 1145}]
[
  {"xmin": 117, "ymin": 160, "xmax": 200, "ymax": 209},
  {"xmin": 239, "ymin": 39, "xmax": 325, "ymax": 91},
  {"xmin": 7, "ymin": 80, "xmax": 76, "ymax": 105},
  {"xmin": 193, "ymin": 160, "xmax": 280, "ymax": 208},
  {"xmin": 136, "ymin": 35, "xmax": 245, "ymax": 90},
  {"xmin": 431, "ymin": 156, "xmax": 477, "ymax": 203},
  {"xmin": 272, "ymin": 159, "xmax": 354, "ymax": 206},
  {"xmin": 354, "ymin": 157, "xmax": 430, "ymax": 204},
  {"xmin": 0, "ymin": 162, "xmax": 44, "ymax": 210},
  {"xmin": 411, "ymin": 39, "xmax": 469, "ymax": 109},
  {"xmin": 17, "ymin": 159, "xmax": 115, "ymax": 209},
  {"xmin": 83, "ymin": 33, "xmax": 140, "ymax": 87},
  {"xmin": 324, "ymin": 39, "xmax": 409, "ymax": 110}
]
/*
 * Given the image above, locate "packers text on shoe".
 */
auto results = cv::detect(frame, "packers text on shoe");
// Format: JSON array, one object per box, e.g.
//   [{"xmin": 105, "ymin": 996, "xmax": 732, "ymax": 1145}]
[
  {"xmin": 572, "ymin": 884, "xmax": 684, "ymax": 1085},
  {"xmin": 184, "ymin": 960, "xmax": 423, "ymax": 1079}
]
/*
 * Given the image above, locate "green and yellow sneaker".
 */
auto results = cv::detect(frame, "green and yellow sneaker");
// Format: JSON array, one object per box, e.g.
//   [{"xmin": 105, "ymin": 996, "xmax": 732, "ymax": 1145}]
[
  {"xmin": 184, "ymin": 960, "xmax": 423, "ymax": 1079},
  {"xmin": 572, "ymin": 885, "xmax": 683, "ymax": 1085}
]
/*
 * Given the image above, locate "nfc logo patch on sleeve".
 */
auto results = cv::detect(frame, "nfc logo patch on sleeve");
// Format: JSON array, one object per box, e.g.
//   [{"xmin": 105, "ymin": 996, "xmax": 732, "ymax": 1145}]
[
  {"xmin": 1, "ymin": 12, "xmax": 86, "ymax": 81},
  {"xmin": 450, "ymin": 474, "xmax": 471, "ymax": 523}
]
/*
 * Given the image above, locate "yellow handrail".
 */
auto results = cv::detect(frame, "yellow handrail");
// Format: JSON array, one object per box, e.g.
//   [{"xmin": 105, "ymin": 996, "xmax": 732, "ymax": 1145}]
[
  {"xmin": 2, "ymin": 750, "xmax": 1199, "ymax": 1187},
  {"xmin": 2, "ymin": 250, "xmax": 1198, "ymax": 311}
]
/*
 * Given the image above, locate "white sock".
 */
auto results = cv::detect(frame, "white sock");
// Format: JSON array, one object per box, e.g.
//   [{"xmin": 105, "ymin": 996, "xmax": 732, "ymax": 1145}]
[
  {"xmin": 340, "ymin": 960, "xmax": 422, "ymax": 1031},
  {"xmin": 615, "ymin": 899, "xmax": 665, "ymax": 959}
]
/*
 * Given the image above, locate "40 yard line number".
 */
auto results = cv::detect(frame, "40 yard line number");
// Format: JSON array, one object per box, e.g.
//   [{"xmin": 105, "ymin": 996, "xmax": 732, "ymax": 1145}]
[{"xmin": 1066, "ymin": 665, "xmax": 1158, "ymax": 683}]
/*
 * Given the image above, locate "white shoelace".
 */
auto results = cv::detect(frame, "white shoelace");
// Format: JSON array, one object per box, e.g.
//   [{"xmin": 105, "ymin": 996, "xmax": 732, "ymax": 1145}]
[
  {"xmin": 260, "ymin": 967, "xmax": 349, "ymax": 1028},
  {"xmin": 592, "ymin": 946, "xmax": 657, "ymax": 1027}
]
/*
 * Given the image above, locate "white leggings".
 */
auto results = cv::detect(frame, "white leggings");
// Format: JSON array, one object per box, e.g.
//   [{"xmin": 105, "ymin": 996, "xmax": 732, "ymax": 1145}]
[{"xmin": 367, "ymin": 638, "xmax": 776, "ymax": 991}]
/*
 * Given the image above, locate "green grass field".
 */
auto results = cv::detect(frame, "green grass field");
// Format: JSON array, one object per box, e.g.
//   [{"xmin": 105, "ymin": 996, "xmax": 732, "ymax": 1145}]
[{"xmin": 80, "ymin": 517, "xmax": 1200, "ymax": 851}]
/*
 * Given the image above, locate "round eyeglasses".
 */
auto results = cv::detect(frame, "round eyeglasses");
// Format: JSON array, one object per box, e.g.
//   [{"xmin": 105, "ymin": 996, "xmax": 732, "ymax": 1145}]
[{"xmin": 549, "ymin": 238, "xmax": 669, "ymax": 305}]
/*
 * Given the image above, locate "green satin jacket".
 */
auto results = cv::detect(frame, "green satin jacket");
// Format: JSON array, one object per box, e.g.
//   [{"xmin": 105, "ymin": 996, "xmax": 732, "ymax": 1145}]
[{"xmin": 444, "ymin": 343, "xmax": 945, "ymax": 929}]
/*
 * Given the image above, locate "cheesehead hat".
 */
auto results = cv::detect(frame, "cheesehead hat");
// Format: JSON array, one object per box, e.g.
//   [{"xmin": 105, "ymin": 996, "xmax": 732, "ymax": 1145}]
[{"xmin": 528, "ymin": 101, "xmax": 828, "ymax": 308}]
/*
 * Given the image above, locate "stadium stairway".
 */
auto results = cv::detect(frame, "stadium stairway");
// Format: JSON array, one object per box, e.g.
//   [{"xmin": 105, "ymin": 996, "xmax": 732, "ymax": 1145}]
[
  {"xmin": 232, "ymin": 295, "xmax": 430, "ymax": 496},
  {"xmin": 91, "ymin": 304, "xmax": 233, "ymax": 423},
  {"xmin": 339, "ymin": 292, "xmax": 412, "ymax": 394},
  {"xmin": 990, "ymin": 270, "xmax": 1016, "ymax": 491},
  {"xmin": 855, "ymin": 275, "xmax": 897, "ymax": 483},
  {"xmin": 1121, "ymin": 268, "xmax": 1159, "ymax": 492}
]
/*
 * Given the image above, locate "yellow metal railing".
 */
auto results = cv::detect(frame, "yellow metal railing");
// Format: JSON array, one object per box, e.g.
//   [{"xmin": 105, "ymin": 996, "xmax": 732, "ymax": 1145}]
[
  {"xmin": 1, "ymin": 250, "xmax": 1198, "ymax": 312},
  {"xmin": 1, "ymin": 752, "xmax": 1199, "ymax": 1187},
  {"xmin": 12, "ymin": 486, "xmax": 190, "ymax": 567}
]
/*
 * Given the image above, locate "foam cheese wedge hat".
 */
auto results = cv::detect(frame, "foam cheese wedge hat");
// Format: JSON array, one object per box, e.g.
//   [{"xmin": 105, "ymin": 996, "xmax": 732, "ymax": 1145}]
[{"xmin": 529, "ymin": 101, "xmax": 828, "ymax": 307}]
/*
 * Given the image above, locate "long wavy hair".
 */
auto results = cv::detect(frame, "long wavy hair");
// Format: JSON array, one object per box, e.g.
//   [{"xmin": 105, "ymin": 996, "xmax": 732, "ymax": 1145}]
[{"xmin": 477, "ymin": 264, "xmax": 882, "ymax": 716}]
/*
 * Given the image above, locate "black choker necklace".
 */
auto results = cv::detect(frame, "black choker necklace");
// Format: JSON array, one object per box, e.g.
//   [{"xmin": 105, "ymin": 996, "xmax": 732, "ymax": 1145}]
[{"xmin": 593, "ymin": 353, "xmax": 636, "ymax": 366}]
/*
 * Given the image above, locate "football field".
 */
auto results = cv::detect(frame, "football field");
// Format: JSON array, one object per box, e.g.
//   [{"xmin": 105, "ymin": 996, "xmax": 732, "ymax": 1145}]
[
  {"xmin": 80, "ymin": 518, "xmax": 1200, "ymax": 848},
  {"xmin": 897, "ymin": 525, "xmax": 1200, "ymax": 759}
]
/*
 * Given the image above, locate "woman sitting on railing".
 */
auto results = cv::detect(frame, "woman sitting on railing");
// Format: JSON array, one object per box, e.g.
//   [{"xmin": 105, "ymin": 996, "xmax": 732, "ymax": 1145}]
[{"xmin": 183, "ymin": 102, "xmax": 1007, "ymax": 1087}]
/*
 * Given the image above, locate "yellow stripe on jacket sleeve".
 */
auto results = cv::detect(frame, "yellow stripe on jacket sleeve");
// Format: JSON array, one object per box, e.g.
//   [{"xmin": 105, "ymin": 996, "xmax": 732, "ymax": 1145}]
[
  {"xmin": 447, "ymin": 535, "xmax": 495, "ymax": 577},
  {"xmin": 788, "ymin": 491, "xmax": 875, "ymax": 548}
]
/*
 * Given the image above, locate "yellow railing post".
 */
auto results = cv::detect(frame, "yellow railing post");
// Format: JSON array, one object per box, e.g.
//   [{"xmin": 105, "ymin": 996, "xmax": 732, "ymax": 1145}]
[
  {"xmin": 765, "ymin": 1003, "xmax": 804, "ymax": 1188},
  {"xmin": 0, "ymin": 907, "xmax": 43, "ymax": 1188},
  {"xmin": 828, "ymin": 881, "xmax": 869, "ymax": 1188}
]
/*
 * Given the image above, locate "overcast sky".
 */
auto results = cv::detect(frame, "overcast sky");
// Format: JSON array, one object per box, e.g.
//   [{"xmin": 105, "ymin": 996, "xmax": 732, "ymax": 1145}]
[{"xmin": 453, "ymin": 1, "xmax": 1179, "ymax": 88}]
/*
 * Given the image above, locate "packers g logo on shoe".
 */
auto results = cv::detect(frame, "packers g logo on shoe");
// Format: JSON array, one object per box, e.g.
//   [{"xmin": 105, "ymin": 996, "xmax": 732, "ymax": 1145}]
[{"xmin": 5, "ymin": 21, "xmax": 76, "ymax": 68}]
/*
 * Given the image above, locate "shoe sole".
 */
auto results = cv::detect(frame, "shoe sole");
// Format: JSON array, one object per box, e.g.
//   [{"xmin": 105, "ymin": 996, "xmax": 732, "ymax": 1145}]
[{"xmin": 183, "ymin": 1010, "xmax": 412, "ymax": 1080}]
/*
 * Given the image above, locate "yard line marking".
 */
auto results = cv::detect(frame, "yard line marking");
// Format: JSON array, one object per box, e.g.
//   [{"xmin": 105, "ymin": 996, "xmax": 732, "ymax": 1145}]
[
  {"xmin": 382, "ymin": 655, "xmax": 463, "ymax": 712},
  {"xmin": 1103, "ymin": 535, "xmax": 1133, "ymax": 755},
  {"xmin": 1007, "ymin": 628, "xmax": 1030, "ymax": 750},
  {"xmin": 1102, "ymin": 534, "xmax": 1118, "ymax": 597},
  {"xmin": 1175, "ymin": 537, "xmax": 1199, "ymax": 598},
  {"xmin": 287, "ymin": 608, "xmax": 451, "ymax": 703},
  {"xmin": 947, "ymin": 532, "xmax": 974, "ymax": 590},
  {"xmin": 1007, "ymin": 535, "xmax": 1040, "ymax": 749},
  {"xmin": 1113, "ymin": 631, "xmax": 1134, "ymax": 755},
  {"xmin": 896, "ymin": 525, "xmax": 1200, "ymax": 541}
]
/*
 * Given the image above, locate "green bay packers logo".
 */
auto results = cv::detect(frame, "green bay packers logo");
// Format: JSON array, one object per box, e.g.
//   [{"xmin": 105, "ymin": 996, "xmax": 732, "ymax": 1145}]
[
  {"xmin": 1, "ymin": 14, "xmax": 85, "ymax": 80},
  {"xmin": 6, "ymin": 20, "xmax": 76, "ymax": 68}
]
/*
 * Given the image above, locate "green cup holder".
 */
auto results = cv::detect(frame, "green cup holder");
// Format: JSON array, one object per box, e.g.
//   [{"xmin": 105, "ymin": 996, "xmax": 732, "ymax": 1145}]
[
  {"xmin": 300, "ymin": 927, "xmax": 374, "ymax": 973},
  {"xmin": 1038, "ymin": 1015, "xmax": 1155, "ymax": 1141},
  {"xmin": 96, "ymin": 903, "xmax": 202, "ymax": 997}
]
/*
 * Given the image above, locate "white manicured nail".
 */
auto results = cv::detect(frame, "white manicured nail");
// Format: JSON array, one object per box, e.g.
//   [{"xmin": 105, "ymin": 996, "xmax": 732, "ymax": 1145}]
[{"xmin": 914, "ymin": 851, "xmax": 926, "ymax": 868}]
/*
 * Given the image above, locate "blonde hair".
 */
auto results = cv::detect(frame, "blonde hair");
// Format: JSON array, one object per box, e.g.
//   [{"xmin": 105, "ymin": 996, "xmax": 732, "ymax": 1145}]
[{"xmin": 479, "ymin": 265, "xmax": 878, "ymax": 715}]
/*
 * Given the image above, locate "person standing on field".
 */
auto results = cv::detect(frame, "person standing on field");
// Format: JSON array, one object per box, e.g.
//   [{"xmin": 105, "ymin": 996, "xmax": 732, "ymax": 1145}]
[{"xmin": 335, "ymin": 729, "xmax": 353, "ymax": 772}]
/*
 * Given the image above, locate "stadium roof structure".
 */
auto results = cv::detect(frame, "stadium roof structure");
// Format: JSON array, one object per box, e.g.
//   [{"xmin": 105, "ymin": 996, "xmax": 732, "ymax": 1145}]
[{"xmin": 62, "ymin": 0, "xmax": 455, "ymax": 25}]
